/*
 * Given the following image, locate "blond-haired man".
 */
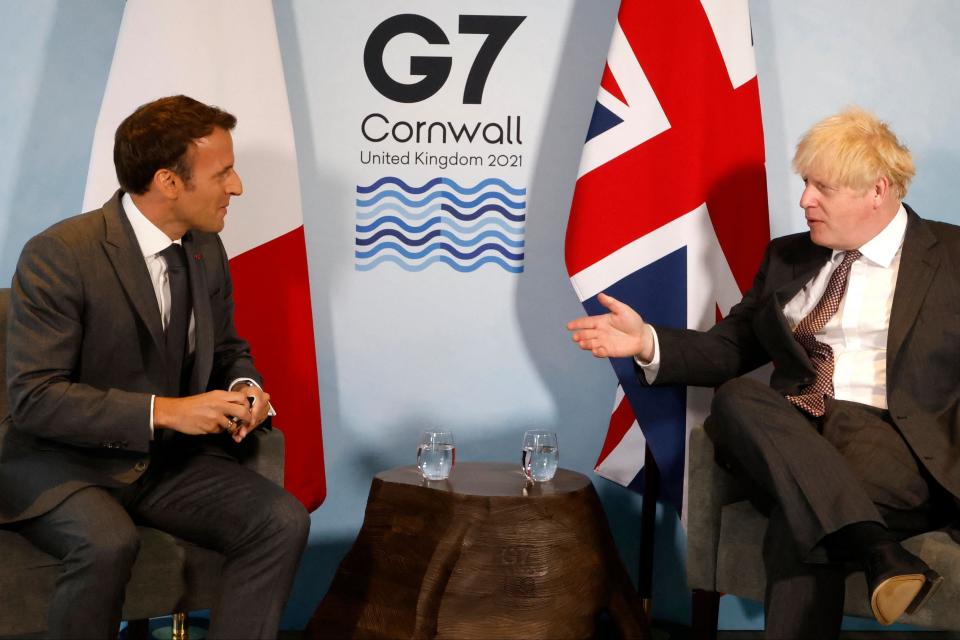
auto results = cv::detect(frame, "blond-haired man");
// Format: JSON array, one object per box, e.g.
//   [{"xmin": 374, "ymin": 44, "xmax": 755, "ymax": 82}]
[{"xmin": 568, "ymin": 108, "xmax": 959, "ymax": 638}]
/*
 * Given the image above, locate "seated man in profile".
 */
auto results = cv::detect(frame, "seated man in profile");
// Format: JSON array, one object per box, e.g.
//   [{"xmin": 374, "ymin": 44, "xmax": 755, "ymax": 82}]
[
  {"xmin": 568, "ymin": 107, "xmax": 960, "ymax": 638},
  {"xmin": 0, "ymin": 95, "xmax": 309, "ymax": 639}
]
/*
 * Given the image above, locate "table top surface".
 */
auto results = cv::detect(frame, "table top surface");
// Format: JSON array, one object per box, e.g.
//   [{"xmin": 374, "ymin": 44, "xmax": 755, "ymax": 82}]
[{"xmin": 375, "ymin": 462, "xmax": 591, "ymax": 497}]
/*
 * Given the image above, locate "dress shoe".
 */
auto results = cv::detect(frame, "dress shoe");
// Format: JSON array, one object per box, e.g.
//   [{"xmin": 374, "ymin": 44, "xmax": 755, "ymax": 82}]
[{"xmin": 865, "ymin": 541, "xmax": 943, "ymax": 625}]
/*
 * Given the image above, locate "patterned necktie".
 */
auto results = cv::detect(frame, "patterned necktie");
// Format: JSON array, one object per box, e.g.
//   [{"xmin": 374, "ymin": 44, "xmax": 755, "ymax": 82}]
[
  {"xmin": 158, "ymin": 243, "xmax": 191, "ymax": 393},
  {"xmin": 786, "ymin": 249, "xmax": 861, "ymax": 417}
]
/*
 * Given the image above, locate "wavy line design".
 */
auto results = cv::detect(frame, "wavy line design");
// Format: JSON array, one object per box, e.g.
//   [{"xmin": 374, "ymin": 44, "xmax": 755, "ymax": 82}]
[
  {"xmin": 356, "ymin": 190, "xmax": 526, "ymax": 209},
  {"xmin": 355, "ymin": 254, "xmax": 524, "ymax": 273},
  {"xmin": 355, "ymin": 242, "xmax": 524, "ymax": 261},
  {"xmin": 356, "ymin": 202, "xmax": 525, "ymax": 223},
  {"xmin": 356, "ymin": 209, "xmax": 526, "ymax": 234},
  {"xmin": 356, "ymin": 202, "xmax": 443, "ymax": 221},
  {"xmin": 357, "ymin": 176, "xmax": 526, "ymax": 196},
  {"xmin": 355, "ymin": 176, "xmax": 526, "ymax": 273},
  {"xmin": 356, "ymin": 216, "xmax": 443, "ymax": 235},
  {"xmin": 357, "ymin": 215, "xmax": 524, "ymax": 236},
  {"xmin": 356, "ymin": 228, "xmax": 524, "ymax": 249}
]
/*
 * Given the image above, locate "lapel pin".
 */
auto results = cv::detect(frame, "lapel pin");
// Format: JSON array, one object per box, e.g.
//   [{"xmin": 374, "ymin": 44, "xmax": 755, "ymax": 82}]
[{"xmin": 194, "ymin": 253, "xmax": 203, "ymax": 261}]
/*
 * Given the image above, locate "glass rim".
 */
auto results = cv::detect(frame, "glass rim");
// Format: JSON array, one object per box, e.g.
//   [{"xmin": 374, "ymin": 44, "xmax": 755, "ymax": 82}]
[
  {"xmin": 522, "ymin": 430, "xmax": 557, "ymax": 440},
  {"xmin": 420, "ymin": 430, "xmax": 455, "ymax": 444}
]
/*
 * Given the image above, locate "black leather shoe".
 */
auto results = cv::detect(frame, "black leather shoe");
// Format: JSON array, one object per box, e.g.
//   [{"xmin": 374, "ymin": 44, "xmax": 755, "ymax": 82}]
[{"xmin": 866, "ymin": 542, "xmax": 943, "ymax": 625}]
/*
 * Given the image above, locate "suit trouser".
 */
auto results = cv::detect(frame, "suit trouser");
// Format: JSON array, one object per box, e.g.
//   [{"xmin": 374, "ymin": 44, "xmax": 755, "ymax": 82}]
[
  {"xmin": 12, "ymin": 445, "xmax": 310, "ymax": 640},
  {"xmin": 707, "ymin": 377, "xmax": 953, "ymax": 640}
]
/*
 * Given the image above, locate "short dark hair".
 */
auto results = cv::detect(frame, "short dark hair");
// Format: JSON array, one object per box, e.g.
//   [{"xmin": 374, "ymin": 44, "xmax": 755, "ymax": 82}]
[{"xmin": 113, "ymin": 95, "xmax": 237, "ymax": 195}]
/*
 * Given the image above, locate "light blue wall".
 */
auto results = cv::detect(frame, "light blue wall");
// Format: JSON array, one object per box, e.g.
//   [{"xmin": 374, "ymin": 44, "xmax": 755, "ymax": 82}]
[{"xmin": 1, "ymin": 0, "xmax": 958, "ymax": 632}]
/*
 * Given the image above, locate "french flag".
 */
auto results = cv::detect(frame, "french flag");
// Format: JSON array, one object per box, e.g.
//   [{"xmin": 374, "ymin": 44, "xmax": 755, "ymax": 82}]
[
  {"xmin": 81, "ymin": 0, "xmax": 325, "ymax": 511},
  {"xmin": 566, "ymin": 0, "xmax": 770, "ymax": 513}
]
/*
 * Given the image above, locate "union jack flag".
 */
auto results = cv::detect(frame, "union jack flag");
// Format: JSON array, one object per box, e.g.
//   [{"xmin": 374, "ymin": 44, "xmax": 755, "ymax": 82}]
[{"xmin": 566, "ymin": 0, "xmax": 770, "ymax": 512}]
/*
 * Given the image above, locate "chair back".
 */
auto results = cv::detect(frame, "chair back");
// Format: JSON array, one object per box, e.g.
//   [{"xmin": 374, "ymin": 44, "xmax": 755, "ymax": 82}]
[{"xmin": 0, "ymin": 288, "xmax": 8, "ymax": 420}]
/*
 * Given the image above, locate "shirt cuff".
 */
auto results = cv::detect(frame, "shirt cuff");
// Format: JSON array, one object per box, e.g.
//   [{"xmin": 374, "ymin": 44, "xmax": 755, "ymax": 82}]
[
  {"xmin": 229, "ymin": 377, "xmax": 277, "ymax": 416},
  {"xmin": 149, "ymin": 394, "xmax": 155, "ymax": 439},
  {"xmin": 633, "ymin": 326, "xmax": 661, "ymax": 384}
]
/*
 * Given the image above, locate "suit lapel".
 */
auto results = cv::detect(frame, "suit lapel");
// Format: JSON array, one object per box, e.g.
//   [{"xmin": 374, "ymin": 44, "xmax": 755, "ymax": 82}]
[
  {"xmin": 182, "ymin": 232, "xmax": 214, "ymax": 393},
  {"xmin": 888, "ymin": 208, "xmax": 940, "ymax": 363},
  {"xmin": 761, "ymin": 242, "xmax": 832, "ymax": 341},
  {"xmin": 775, "ymin": 243, "xmax": 833, "ymax": 308},
  {"xmin": 101, "ymin": 193, "xmax": 165, "ymax": 353}
]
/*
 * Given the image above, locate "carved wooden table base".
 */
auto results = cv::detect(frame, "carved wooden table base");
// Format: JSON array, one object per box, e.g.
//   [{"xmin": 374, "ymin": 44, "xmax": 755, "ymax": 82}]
[{"xmin": 308, "ymin": 462, "xmax": 649, "ymax": 639}]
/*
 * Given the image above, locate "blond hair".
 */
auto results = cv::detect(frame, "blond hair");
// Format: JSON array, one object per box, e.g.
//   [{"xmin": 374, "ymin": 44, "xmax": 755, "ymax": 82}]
[{"xmin": 792, "ymin": 107, "xmax": 915, "ymax": 199}]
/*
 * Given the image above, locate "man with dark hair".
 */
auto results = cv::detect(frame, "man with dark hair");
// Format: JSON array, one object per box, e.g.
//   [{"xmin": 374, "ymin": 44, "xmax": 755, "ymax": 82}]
[
  {"xmin": 568, "ymin": 108, "xmax": 960, "ymax": 638},
  {"xmin": 1, "ymin": 95, "xmax": 309, "ymax": 638}
]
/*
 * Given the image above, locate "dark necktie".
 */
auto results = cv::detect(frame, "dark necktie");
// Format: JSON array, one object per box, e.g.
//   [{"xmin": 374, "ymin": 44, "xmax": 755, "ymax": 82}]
[
  {"xmin": 786, "ymin": 249, "xmax": 861, "ymax": 417},
  {"xmin": 159, "ymin": 243, "xmax": 191, "ymax": 393}
]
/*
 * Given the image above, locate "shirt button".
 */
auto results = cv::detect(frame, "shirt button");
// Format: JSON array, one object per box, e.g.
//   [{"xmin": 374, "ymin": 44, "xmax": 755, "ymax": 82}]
[{"xmin": 134, "ymin": 460, "xmax": 148, "ymax": 472}]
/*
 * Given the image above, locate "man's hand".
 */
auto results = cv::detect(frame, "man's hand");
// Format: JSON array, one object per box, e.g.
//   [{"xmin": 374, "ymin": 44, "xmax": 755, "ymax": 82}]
[
  {"xmin": 566, "ymin": 292, "xmax": 655, "ymax": 361},
  {"xmin": 226, "ymin": 383, "xmax": 272, "ymax": 443},
  {"xmin": 153, "ymin": 390, "xmax": 252, "ymax": 438}
]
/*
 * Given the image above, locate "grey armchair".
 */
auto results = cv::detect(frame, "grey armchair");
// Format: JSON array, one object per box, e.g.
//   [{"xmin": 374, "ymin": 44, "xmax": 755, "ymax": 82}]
[
  {"xmin": 0, "ymin": 288, "xmax": 286, "ymax": 638},
  {"xmin": 686, "ymin": 421, "xmax": 960, "ymax": 638}
]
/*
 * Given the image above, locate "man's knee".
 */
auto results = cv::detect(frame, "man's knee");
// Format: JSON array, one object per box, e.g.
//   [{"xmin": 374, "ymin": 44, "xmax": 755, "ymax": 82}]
[
  {"xmin": 275, "ymin": 492, "xmax": 310, "ymax": 546},
  {"xmin": 708, "ymin": 377, "xmax": 798, "ymax": 458},
  {"xmin": 711, "ymin": 377, "xmax": 767, "ymax": 421},
  {"xmin": 249, "ymin": 489, "xmax": 310, "ymax": 550},
  {"xmin": 70, "ymin": 519, "xmax": 140, "ymax": 574}
]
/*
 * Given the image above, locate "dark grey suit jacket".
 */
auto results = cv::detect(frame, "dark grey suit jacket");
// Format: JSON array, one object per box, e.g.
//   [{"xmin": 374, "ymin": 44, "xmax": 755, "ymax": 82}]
[
  {"xmin": 650, "ymin": 205, "xmax": 960, "ymax": 501},
  {"xmin": 0, "ymin": 191, "xmax": 261, "ymax": 524}
]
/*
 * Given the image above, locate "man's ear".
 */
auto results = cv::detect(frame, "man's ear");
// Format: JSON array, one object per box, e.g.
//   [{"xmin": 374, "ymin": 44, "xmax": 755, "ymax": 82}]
[
  {"xmin": 872, "ymin": 175, "xmax": 889, "ymax": 206},
  {"xmin": 152, "ymin": 168, "xmax": 180, "ymax": 199}
]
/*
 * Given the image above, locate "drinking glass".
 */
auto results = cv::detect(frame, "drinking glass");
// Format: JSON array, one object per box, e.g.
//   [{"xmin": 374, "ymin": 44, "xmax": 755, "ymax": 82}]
[
  {"xmin": 417, "ymin": 430, "xmax": 455, "ymax": 480},
  {"xmin": 521, "ymin": 430, "xmax": 559, "ymax": 482}
]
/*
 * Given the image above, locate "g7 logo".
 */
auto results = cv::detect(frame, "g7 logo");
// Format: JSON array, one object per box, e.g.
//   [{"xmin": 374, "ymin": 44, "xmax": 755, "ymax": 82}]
[{"xmin": 364, "ymin": 14, "xmax": 525, "ymax": 104}]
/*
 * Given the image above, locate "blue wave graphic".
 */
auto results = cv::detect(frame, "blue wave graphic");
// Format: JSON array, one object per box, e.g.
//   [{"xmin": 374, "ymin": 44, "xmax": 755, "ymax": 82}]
[
  {"xmin": 356, "ymin": 202, "xmax": 443, "ymax": 221},
  {"xmin": 355, "ymin": 254, "xmax": 524, "ymax": 273},
  {"xmin": 356, "ymin": 189, "xmax": 526, "ymax": 210},
  {"xmin": 443, "ymin": 217, "xmax": 524, "ymax": 235},
  {"xmin": 356, "ymin": 229, "xmax": 441, "ymax": 247},
  {"xmin": 441, "ymin": 203, "xmax": 524, "ymax": 222},
  {"xmin": 356, "ymin": 202, "xmax": 526, "ymax": 223},
  {"xmin": 354, "ymin": 176, "xmax": 527, "ymax": 274},
  {"xmin": 356, "ymin": 242, "xmax": 523, "ymax": 261},
  {"xmin": 356, "ymin": 208, "xmax": 525, "ymax": 234},
  {"xmin": 357, "ymin": 211, "xmax": 526, "ymax": 234},
  {"xmin": 357, "ymin": 177, "xmax": 526, "ymax": 197},
  {"xmin": 357, "ymin": 216, "xmax": 442, "ymax": 235},
  {"xmin": 356, "ymin": 228, "xmax": 524, "ymax": 248}
]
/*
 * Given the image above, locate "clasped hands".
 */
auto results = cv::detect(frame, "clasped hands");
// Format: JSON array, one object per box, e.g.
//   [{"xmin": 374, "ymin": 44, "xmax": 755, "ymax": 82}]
[
  {"xmin": 566, "ymin": 292, "xmax": 656, "ymax": 362},
  {"xmin": 153, "ymin": 385, "xmax": 272, "ymax": 444}
]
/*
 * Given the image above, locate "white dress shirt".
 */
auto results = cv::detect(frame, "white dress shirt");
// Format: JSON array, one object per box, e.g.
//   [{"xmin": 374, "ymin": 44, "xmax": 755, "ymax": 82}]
[
  {"xmin": 639, "ymin": 205, "xmax": 908, "ymax": 410},
  {"xmin": 122, "ymin": 194, "xmax": 269, "ymax": 435}
]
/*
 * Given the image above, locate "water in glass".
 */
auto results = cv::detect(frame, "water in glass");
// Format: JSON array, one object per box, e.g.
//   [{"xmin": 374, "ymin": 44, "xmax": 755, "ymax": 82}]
[
  {"xmin": 417, "ymin": 430, "xmax": 455, "ymax": 480},
  {"xmin": 521, "ymin": 430, "xmax": 559, "ymax": 482}
]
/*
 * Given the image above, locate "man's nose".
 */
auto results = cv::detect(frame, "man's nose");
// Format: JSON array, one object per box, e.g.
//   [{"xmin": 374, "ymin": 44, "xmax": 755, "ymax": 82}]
[
  {"xmin": 228, "ymin": 171, "xmax": 243, "ymax": 197},
  {"xmin": 799, "ymin": 185, "xmax": 815, "ymax": 209}
]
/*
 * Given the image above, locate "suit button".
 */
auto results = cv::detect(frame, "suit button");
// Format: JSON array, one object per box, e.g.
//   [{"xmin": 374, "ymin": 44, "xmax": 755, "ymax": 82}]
[{"xmin": 134, "ymin": 460, "xmax": 148, "ymax": 472}]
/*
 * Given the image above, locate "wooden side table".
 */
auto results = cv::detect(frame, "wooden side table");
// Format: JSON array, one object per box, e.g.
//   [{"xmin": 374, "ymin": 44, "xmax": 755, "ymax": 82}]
[{"xmin": 308, "ymin": 462, "xmax": 649, "ymax": 639}]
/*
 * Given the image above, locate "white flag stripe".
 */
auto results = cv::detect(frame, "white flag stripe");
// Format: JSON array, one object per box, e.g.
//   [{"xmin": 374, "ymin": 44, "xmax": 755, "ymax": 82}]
[
  {"xmin": 82, "ymin": 0, "xmax": 303, "ymax": 259},
  {"xmin": 570, "ymin": 203, "xmax": 741, "ymax": 326},
  {"xmin": 612, "ymin": 383, "xmax": 626, "ymax": 410},
  {"xmin": 577, "ymin": 21, "xmax": 671, "ymax": 179},
  {"xmin": 700, "ymin": 0, "xmax": 757, "ymax": 90},
  {"xmin": 594, "ymin": 420, "xmax": 646, "ymax": 486}
]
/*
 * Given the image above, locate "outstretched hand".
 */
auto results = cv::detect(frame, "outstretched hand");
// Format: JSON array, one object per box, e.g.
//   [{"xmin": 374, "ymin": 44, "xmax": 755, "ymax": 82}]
[{"xmin": 566, "ymin": 293, "xmax": 655, "ymax": 360}]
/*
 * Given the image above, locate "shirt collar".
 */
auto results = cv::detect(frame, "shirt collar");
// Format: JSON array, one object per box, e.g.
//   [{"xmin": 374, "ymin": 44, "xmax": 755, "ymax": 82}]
[
  {"xmin": 121, "ymin": 192, "xmax": 181, "ymax": 258},
  {"xmin": 830, "ymin": 204, "xmax": 907, "ymax": 268}
]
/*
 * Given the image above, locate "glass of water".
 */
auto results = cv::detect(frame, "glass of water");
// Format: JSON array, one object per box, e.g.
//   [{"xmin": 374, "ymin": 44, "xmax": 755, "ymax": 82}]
[
  {"xmin": 522, "ymin": 430, "xmax": 559, "ymax": 482},
  {"xmin": 417, "ymin": 430, "xmax": 455, "ymax": 480}
]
